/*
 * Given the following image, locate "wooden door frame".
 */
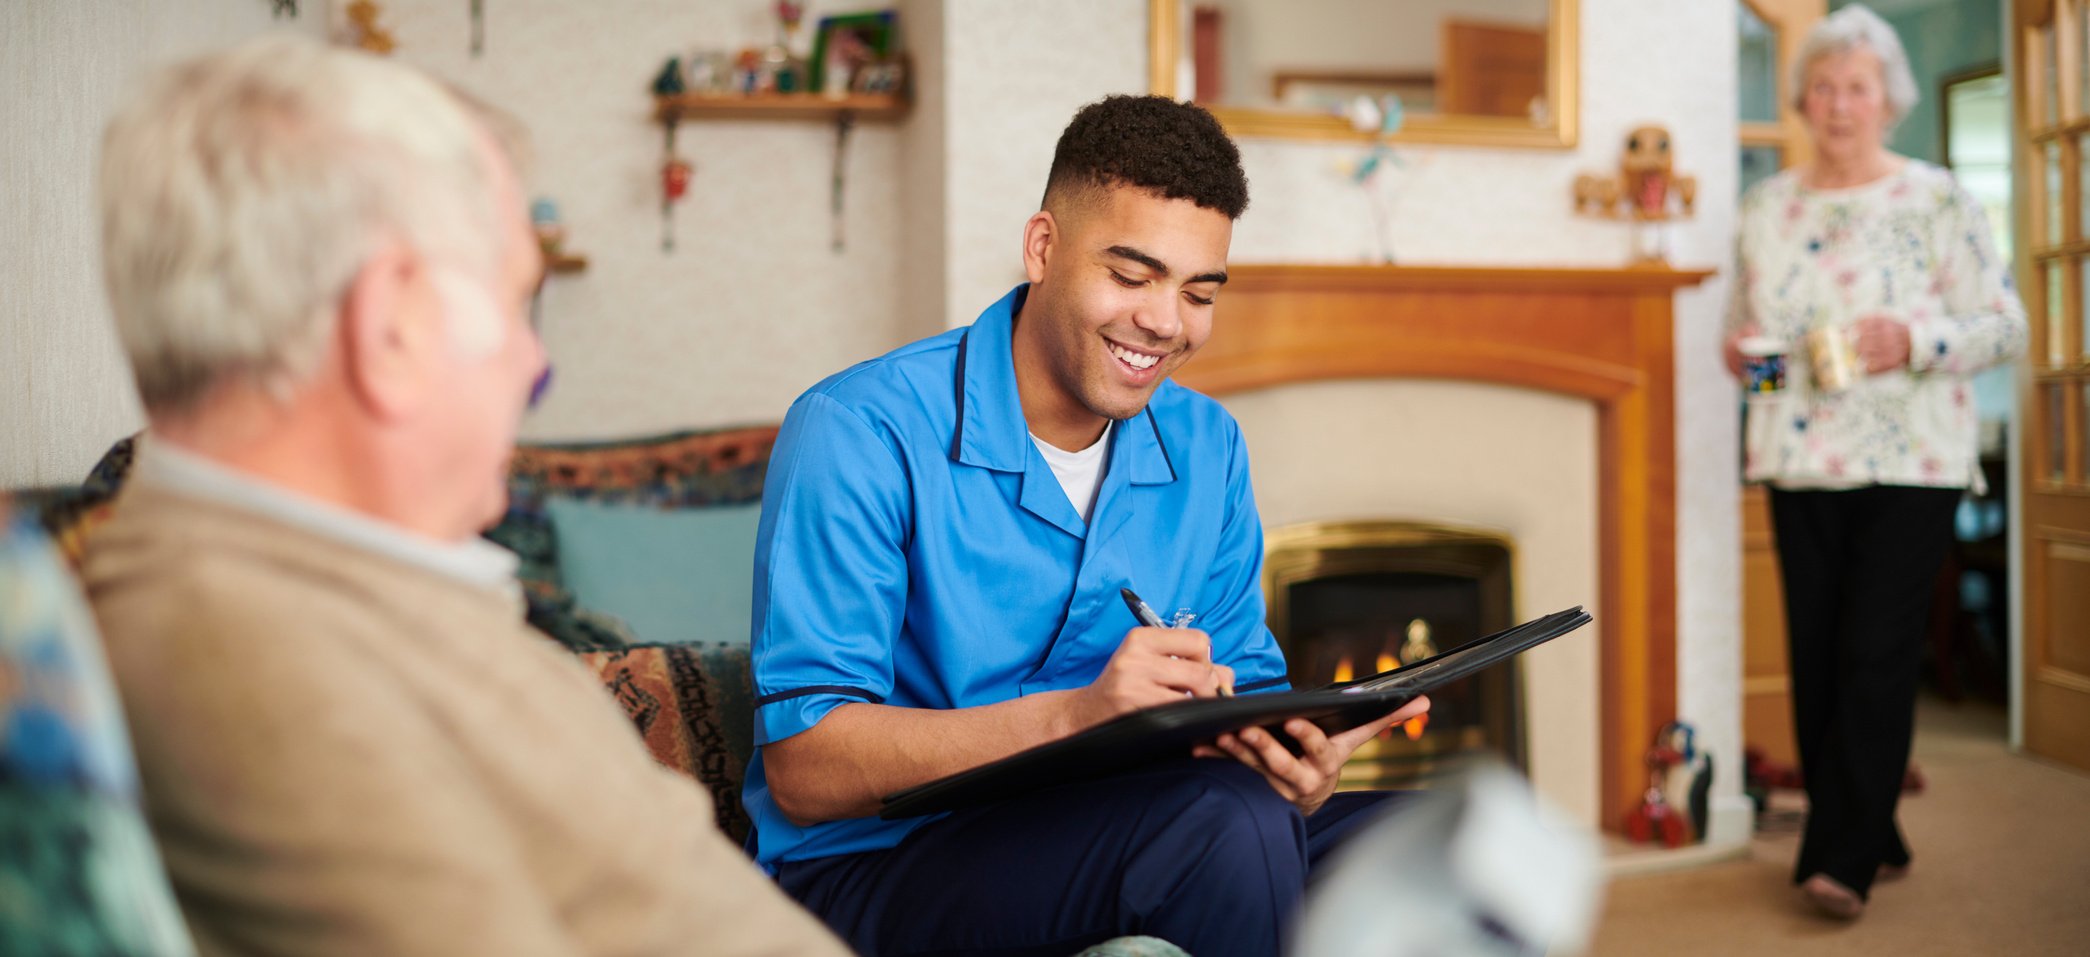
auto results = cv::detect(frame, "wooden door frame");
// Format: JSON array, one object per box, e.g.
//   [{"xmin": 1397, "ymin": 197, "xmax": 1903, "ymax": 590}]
[
  {"xmin": 1739, "ymin": 0, "xmax": 1828, "ymax": 167},
  {"xmin": 2011, "ymin": 0, "xmax": 2090, "ymax": 770},
  {"xmin": 1737, "ymin": 0, "xmax": 1825, "ymax": 772}
]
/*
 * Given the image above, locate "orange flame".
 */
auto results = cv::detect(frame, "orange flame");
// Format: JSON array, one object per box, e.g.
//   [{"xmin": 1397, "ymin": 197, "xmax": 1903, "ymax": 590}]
[
  {"xmin": 1403, "ymin": 713, "xmax": 1429, "ymax": 740},
  {"xmin": 1375, "ymin": 652, "xmax": 1398, "ymax": 675},
  {"xmin": 1332, "ymin": 655, "xmax": 1355, "ymax": 684}
]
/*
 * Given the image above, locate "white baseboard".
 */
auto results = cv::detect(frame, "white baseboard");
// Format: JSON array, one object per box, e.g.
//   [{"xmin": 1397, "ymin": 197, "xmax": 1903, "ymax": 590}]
[
  {"xmin": 1703, "ymin": 793, "xmax": 1754, "ymax": 847},
  {"xmin": 1600, "ymin": 794, "xmax": 1755, "ymax": 878}
]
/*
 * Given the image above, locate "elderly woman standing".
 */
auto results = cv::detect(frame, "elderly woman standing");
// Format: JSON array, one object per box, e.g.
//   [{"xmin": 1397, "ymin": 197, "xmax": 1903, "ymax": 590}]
[{"xmin": 1723, "ymin": 4, "xmax": 2026, "ymax": 921}]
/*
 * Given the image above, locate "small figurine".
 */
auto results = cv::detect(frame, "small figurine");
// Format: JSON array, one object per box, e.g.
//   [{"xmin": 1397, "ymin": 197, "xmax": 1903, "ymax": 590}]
[
  {"xmin": 734, "ymin": 48, "xmax": 764, "ymax": 94},
  {"xmin": 1573, "ymin": 124, "xmax": 1697, "ymax": 263},
  {"xmin": 1398, "ymin": 617, "xmax": 1436, "ymax": 665},
  {"xmin": 529, "ymin": 198, "xmax": 566, "ymax": 258},
  {"xmin": 765, "ymin": 1, "xmax": 809, "ymax": 93},
  {"xmin": 342, "ymin": 0, "xmax": 395, "ymax": 55},
  {"xmin": 1624, "ymin": 742, "xmax": 1692, "ymax": 847},
  {"xmin": 1624, "ymin": 720, "xmax": 1712, "ymax": 847},
  {"xmin": 686, "ymin": 51, "xmax": 724, "ymax": 93},
  {"xmin": 651, "ymin": 57, "xmax": 686, "ymax": 97}
]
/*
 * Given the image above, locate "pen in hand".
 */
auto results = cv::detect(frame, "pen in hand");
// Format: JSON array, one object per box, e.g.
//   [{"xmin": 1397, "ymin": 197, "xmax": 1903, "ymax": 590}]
[{"xmin": 1120, "ymin": 587, "xmax": 1233, "ymax": 697}]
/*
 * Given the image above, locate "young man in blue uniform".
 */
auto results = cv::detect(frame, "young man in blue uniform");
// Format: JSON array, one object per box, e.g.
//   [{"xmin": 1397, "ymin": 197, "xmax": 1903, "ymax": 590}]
[{"xmin": 745, "ymin": 95, "xmax": 1430, "ymax": 956}]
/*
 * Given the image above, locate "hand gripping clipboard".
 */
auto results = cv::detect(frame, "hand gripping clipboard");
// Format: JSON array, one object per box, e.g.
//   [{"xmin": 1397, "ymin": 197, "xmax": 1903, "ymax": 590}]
[{"xmin": 879, "ymin": 606, "xmax": 1592, "ymax": 819}]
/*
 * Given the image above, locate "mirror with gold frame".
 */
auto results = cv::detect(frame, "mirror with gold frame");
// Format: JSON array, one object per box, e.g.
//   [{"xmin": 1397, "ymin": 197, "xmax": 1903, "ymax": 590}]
[{"xmin": 1149, "ymin": 0, "xmax": 1579, "ymax": 149}]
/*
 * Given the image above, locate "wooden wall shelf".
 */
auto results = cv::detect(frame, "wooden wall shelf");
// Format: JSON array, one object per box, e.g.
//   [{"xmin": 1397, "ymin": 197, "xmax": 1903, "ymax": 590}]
[
  {"xmin": 546, "ymin": 253, "xmax": 588, "ymax": 274},
  {"xmin": 652, "ymin": 92, "xmax": 910, "ymax": 124}
]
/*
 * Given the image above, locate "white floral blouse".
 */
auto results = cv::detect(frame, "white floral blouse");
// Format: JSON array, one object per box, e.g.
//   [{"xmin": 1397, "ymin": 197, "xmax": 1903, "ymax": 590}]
[{"xmin": 1727, "ymin": 160, "xmax": 2027, "ymax": 492}]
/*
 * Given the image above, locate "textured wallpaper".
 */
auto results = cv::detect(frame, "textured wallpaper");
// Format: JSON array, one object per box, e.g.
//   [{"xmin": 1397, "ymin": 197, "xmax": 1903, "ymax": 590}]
[
  {"xmin": 368, "ymin": 0, "xmax": 923, "ymax": 442},
  {"xmin": 934, "ymin": 0, "xmax": 1150, "ymax": 329},
  {"xmin": 1, "ymin": 1, "xmax": 320, "ymax": 487}
]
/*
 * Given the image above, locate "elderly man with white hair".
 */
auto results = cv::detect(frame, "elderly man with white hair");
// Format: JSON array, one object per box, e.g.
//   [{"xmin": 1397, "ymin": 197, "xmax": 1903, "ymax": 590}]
[
  {"xmin": 1721, "ymin": 4, "xmax": 2026, "ymax": 921},
  {"xmin": 80, "ymin": 36, "xmax": 848, "ymax": 957}
]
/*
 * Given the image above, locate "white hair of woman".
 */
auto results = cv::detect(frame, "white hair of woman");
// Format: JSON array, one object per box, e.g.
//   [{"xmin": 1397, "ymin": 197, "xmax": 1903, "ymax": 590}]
[
  {"xmin": 98, "ymin": 35, "xmax": 511, "ymax": 413},
  {"xmin": 1788, "ymin": 4, "xmax": 1920, "ymax": 127}
]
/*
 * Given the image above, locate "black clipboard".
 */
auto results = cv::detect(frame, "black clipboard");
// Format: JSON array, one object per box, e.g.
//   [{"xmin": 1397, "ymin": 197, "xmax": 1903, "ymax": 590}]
[{"xmin": 879, "ymin": 606, "xmax": 1592, "ymax": 819}]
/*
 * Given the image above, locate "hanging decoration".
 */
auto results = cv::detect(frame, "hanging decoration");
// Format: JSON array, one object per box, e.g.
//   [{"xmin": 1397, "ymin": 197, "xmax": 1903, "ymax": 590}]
[
  {"xmin": 659, "ymin": 125, "xmax": 693, "ymax": 253},
  {"xmin": 651, "ymin": 57, "xmax": 691, "ymax": 253},
  {"xmin": 829, "ymin": 112, "xmax": 854, "ymax": 253},
  {"xmin": 470, "ymin": 0, "xmax": 485, "ymax": 57},
  {"xmin": 268, "ymin": 0, "xmax": 299, "ymax": 18}
]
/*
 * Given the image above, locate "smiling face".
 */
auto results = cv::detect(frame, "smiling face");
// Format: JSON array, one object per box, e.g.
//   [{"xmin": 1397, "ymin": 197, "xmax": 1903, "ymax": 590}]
[
  {"xmin": 1010, "ymin": 184, "xmax": 1234, "ymax": 450},
  {"xmin": 1800, "ymin": 47, "xmax": 1892, "ymax": 166}
]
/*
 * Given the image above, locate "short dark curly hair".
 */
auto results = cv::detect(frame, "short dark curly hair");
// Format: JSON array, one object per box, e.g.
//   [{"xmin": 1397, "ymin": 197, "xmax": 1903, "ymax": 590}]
[{"xmin": 1041, "ymin": 95, "xmax": 1249, "ymax": 220}]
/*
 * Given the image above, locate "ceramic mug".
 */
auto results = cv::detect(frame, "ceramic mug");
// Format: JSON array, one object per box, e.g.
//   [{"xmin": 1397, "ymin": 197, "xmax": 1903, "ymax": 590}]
[
  {"xmin": 1739, "ymin": 337, "xmax": 1789, "ymax": 397},
  {"xmin": 1805, "ymin": 326, "xmax": 1860, "ymax": 394}
]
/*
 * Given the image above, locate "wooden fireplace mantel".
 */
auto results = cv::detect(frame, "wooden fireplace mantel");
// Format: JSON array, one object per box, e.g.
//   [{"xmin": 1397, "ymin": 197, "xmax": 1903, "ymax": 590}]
[{"xmin": 1174, "ymin": 263, "xmax": 1715, "ymax": 829}]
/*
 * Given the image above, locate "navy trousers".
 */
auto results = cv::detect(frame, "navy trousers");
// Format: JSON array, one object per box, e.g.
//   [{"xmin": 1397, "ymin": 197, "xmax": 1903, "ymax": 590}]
[
  {"xmin": 1770, "ymin": 486, "xmax": 1961, "ymax": 899},
  {"xmin": 774, "ymin": 759, "xmax": 1400, "ymax": 957}
]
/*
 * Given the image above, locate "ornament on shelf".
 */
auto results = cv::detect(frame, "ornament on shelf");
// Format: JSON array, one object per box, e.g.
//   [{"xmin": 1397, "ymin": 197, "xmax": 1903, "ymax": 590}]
[
  {"xmin": 764, "ymin": 1, "xmax": 809, "ymax": 94},
  {"xmin": 1573, "ymin": 124, "xmax": 1698, "ymax": 264},
  {"xmin": 810, "ymin": 10, "xmax": 899, "ymax": 97},
  {"xmin": 726, "ymin": 48, "xmax": 756, "ymax": 94},
  {"xmin": 1343, "ymin": 94, "xmax": 1408, "ymax": 265},
  {"xmin": 526, "ymin": 198, "xmax": 586, "ymax": 328},
  {"xmin": 530, "ymin": 198, "xmax": 567, "ymax": 259},
  {"xmin": 342, "ymin": 1, "xmax": 396, "ymax": 55},
  {"xmin": 651, "ymin": 56, "xmax": 687, "ymax": 97}
]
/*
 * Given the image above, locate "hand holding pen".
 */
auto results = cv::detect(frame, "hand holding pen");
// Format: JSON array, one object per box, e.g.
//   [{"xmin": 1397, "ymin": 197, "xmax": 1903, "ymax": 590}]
[
  {"xmin": 1062, "ymin": 589, "xmax": 1237, "ymax": 731},
  {"xmin": 1121, "ymin": 588, "xmax": 1233, "ymax": 698}
]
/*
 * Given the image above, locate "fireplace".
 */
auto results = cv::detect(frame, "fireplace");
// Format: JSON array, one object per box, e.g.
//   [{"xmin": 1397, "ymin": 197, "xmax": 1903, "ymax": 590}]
[
  {"xmin": 1179, "ymin": 263, "xmax": 1711, "ymax": 827},
  {"xmin": 1265, "ymin": 521, "xmax": 1522, "ymax": 789}
]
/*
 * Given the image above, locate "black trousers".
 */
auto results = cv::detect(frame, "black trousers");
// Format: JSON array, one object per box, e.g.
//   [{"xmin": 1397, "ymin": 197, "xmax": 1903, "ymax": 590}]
[
  {"xmin": 1769, "ymin": 485, "xmax": 1961, "ymax": 899},
  {"xmin": 775, "ymin": 759, "xmax": 1401, "ymax": 957}
]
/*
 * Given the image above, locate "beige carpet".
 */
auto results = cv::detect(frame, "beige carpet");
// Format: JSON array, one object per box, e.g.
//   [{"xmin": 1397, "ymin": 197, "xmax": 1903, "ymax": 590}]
[{"xmin": 1590, "ymin": 697, "xmax": 2090, "ymax": 956}]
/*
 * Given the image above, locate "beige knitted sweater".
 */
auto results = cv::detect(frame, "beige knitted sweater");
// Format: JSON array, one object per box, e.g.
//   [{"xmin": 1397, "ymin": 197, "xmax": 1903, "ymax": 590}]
[{"xmin": 83, "ymin": 480, "xmax": 847, "ymax": 957}]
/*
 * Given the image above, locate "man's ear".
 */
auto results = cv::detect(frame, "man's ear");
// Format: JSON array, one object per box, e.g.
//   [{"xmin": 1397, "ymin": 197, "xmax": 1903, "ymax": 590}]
[
  {"xmin": 1021, "ymin": 210, "xmax": 1057, "ymax": 286},
  {"xmin": 338, "ymin": 242, "xmax": 438, "ymax": 421}
]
